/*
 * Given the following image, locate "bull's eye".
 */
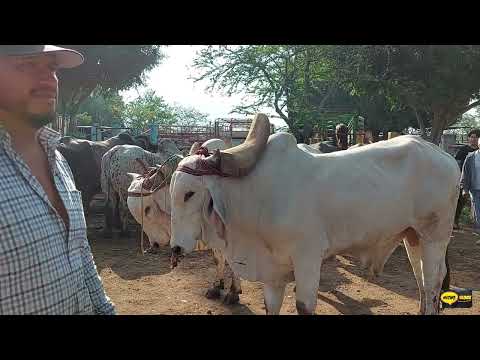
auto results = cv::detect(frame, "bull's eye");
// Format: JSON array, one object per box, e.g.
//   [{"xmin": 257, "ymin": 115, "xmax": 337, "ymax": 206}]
[
  {"xmin": 145, "ymin": 206, "xmax": 151, "ymax": 216},
  {"xmin": 184, "ymin": 191, "xmax": 195, "ymax": 202}
]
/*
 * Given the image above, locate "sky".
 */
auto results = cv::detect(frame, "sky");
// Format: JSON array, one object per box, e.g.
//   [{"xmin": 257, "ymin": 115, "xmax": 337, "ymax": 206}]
[{"xmin": 120, "ymin": 45, "xmax": 288, "ymax": 129}]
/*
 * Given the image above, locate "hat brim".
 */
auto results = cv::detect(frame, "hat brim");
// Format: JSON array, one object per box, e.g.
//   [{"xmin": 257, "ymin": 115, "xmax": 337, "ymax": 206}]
[
  {"xmin": 4, "ymin": 45, "xmax": 85, "ymax": 69},
  {"xmin": 40, "ymin": 45, "xmax": 84, "ymax": 69}
]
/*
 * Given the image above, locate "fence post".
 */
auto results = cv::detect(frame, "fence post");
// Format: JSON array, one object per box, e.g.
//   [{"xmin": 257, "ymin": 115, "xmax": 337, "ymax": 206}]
[
  {"xmin": 91, "ymin": 124, "xmax": 98, "ymax": 141},
  {"xmin": 149, "ymin": 123, "xmax": 158, "ymax": 145}
]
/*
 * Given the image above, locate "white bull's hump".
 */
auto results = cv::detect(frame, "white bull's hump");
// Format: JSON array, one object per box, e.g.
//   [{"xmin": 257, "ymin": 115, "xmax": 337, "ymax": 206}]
[{"xmin": 265, "ymin": 132, "xmax": 298, "ymax": 153}]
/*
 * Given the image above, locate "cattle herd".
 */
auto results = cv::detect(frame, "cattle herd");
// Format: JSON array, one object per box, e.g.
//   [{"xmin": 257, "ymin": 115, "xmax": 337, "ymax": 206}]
[{"xmin": 59, "ymin": 114, "xmax": 461, "ymax": 315}]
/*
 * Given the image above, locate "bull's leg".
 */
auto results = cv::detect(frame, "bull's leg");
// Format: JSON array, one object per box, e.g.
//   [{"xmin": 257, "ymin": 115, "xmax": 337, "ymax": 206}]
[
  {"xmin": 205, "ymin": 249, "xmax": 225, "ymax": 300},
  {"xmin": 403, "ymin": 236, "xmax": 425, "ymax": 314},
  {"xmin": 119, "ymin": 199, "xmax": 129, "ymax": 237},
  {"xmin": 103, "ymin": 191, "xmax": 115, "ymax": 238},
  {"xmin": 223, "ymin": 262, "xmax": 242, "ymax": 305},
  {"xmin": 441, "ymin": 245, "xmax": 451, "ymax": 291},
  {"xmin": 263, "ymin": 282, "xmax": 286, "ymax": 315},
  {"xmin": 293, "ymin": 253, "xmax": 323, "ymax": 315},
  {"xmin": 420, "ymin": 237, "xmax": 449, "ymax": 315}
]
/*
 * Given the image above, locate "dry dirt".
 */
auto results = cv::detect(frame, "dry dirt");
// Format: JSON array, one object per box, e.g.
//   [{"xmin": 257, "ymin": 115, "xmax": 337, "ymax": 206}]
[{"xmin": 88, "ymin": 197, "xmax": 480, "ymax": 315}]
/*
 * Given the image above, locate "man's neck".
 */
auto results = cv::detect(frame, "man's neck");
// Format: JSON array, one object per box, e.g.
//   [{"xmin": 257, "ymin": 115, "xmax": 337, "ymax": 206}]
[{"xmin": 0, "ymin": 113, "xmax": 42, "ymax": 155}]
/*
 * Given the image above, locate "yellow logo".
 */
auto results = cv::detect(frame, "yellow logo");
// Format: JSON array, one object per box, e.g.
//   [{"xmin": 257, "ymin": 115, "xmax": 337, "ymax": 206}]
[{"xmin": 441, "ymin": 291, "xmax": 459, "ymax": 305}]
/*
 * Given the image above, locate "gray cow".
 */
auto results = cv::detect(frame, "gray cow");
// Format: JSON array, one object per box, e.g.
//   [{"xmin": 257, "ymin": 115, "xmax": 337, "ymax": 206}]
[{"xmin": 100, "ymin": 139, "xmax": 181, "ymax": 238}]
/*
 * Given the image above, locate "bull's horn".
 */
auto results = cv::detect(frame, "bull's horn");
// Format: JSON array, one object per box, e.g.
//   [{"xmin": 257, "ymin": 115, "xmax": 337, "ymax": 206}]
[
  {"xmin": 189, "ymin": 142, "xmax": 201, "ymax": 155},
  {"xmin": 208, "ymin": 113, "xmax": 271, "ymax": 177}
]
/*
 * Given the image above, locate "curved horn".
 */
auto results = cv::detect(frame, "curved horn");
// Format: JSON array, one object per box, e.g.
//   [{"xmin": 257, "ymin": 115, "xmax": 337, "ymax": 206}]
[
  {"xmin": 189, "ymin": 142, "xmax": 201, "ymax": 155},
  {"xmin": 207, "ymin": 113, "xmax": 271, "ymax": 177}
]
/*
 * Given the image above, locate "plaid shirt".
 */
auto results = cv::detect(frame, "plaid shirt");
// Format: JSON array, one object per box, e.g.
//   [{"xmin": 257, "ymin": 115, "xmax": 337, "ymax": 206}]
[{"xmin": 0, "ymin": 124, "xmax": 115, "ymax": 315}]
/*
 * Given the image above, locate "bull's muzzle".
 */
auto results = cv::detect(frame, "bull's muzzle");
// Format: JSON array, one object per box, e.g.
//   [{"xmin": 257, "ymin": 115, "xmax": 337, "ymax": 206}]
[{"xmin": 170, "ymin": 246, "xmax": 184, "ymax": 269}]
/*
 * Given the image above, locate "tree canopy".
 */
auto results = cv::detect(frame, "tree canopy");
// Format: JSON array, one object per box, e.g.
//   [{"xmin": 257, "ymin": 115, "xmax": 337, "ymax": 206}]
[
  {"xmin": 192, "ymin": 45, "xmax": 480, "ymax": 144},
  {"xmin": 326, "ymin": 45, "xmax": 480, "ymax": 143},
  {"xmin": 124, "ymin": 89, "xmax": 175, "ymax": 130},
  {"xmin": 75, "ymin": 90, "xmax": 126, "ymax": 128},
  {"xmin": 192, "ymin": 45, "xmax": 334, "ymax": 141},
  {"xmin": 70, "ymin": 88, "xmax": 210, "ymax": 135},
  {"xmin": 57, "ymin": 45, "xmax": 165, "ymax": 120}
]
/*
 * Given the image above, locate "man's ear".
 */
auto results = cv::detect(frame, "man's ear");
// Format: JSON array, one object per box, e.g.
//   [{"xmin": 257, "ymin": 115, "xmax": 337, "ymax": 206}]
[{"xmin": 202, "ymin": 182, "xmax": 227, "ymax": 240}]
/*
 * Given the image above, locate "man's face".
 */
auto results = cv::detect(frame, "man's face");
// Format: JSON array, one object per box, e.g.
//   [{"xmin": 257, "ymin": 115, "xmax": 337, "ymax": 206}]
[
  {"xmin": 469, "ymin": 133, "xmax": 479, "ymax": 148},
  {"xmin": 0, "ymin": 54, "xmax": 59, "ymax": 128}
]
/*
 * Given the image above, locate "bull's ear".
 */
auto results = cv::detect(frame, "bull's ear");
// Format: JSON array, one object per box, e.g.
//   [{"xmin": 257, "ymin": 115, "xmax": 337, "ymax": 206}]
[{"xmin": 203, "ymin": 182, "xmax": 227, "ymax": 240}]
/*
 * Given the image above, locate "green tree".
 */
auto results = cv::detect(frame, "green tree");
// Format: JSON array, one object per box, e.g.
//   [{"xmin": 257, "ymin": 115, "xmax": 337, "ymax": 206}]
[
  {"xmin": 74, "ymin": 112, "xmax": 93, "ymax": 126},
  {"xmin": 327, "ymin": 45, "xmax": 480, "ymax": 144},
  {"xmin": 171, "ymin": 104, "xmax": 209, "ymax": 126},
  {"xmin": 192, "ymin": 45, "xmax": 423, "ymax": 142},
  {"xmin": 192, "ymin": 45, "xmax": 336, "ymax": 142},
  {"xmin": 353, "ymin": 94, "xmax": 424, "ymax": 138},
  {"xmin": 57, "ymin": 45, "xmax": 165, "ymax": 123},
  {"xmin": 124, "ymin": 90, "xmax": 175, "ymax": 131},
  {"xmin": 75, "ymin": 90, "xmax": 127, "ymax": 129},
  {"xmin": 447, "ymin": 113, "xmax": 480, "ymax": 140},
  {"xmin": 451, "ymin": 113, "xmax": 479, "ymax": 129}
]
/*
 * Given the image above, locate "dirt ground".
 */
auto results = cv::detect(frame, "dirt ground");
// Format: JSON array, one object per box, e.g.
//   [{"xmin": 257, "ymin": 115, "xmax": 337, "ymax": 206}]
[{"xmin": 88, "ymin": 197, "xmax": 480, "ymax": 315}]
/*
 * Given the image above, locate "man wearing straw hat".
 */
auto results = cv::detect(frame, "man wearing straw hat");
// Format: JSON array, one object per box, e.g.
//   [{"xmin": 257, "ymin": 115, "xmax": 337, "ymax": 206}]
[{"xmin": 0, "ymin": 46, "xmax": 115, "ymax": 314}]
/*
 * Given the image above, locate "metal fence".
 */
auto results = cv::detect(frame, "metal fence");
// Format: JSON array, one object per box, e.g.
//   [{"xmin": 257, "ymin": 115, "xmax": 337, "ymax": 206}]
[
  {"xmin": 56, "ymin": 118, "xmax": 275, "ymax": 151},
  {"xmin": 155, "ymin": 118, "xmax": 275, "ymax": 149}
]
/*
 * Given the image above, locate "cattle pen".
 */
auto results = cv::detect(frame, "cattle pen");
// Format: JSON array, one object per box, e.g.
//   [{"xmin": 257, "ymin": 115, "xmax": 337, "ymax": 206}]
[{"xmin": 52, "ymin": 117, "xmax": 276, "ymax": 150}]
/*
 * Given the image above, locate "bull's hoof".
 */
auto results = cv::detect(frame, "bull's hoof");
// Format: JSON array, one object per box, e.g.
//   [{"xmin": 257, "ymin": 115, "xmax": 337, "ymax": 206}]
[
  {"xmin": 223, "ymin": 292, "xmax": 240, "ymax": 305},
  {"xmin": 296, "ymin": 301, "xmax": 313, "ymax": 315},
  {"xmin": 205, "ymin": 287, "xmax": 222, "ymax": 300},
  {"xmin": 145, "ymin": 246, "xmax": 159, "ymax": 254}
]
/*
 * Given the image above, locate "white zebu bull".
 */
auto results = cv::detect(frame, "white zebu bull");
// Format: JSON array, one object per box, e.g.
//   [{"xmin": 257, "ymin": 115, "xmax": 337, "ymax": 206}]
[
  {"xmin": 126, "ymin": 138, "xmax": 243, "ymax": 304},
  {"xmin": 100, "ymin": 139, "xmax": 181, "ymax": 238},
  {"xmin": 169, "ymin": 113, "xmax": 460, "ymax": 315}
]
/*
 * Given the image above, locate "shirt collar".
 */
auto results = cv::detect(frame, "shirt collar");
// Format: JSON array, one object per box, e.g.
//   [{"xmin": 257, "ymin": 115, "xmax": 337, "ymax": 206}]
[
  {"xmin": 36, "ymin": 126, "xmax": 62, "ymax": 150},
  {"xmin": 0, "ymin": 122, "xmax": 61, "ymax": 149}
]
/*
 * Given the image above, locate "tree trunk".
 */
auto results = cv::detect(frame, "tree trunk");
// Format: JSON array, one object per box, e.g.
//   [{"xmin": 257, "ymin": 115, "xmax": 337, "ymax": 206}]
[
  {"xmin": 430, "ymin": 110, "xmax": 449, "ymax": 145},
  {"xmin": 414, "ymin": 109, "xmax": 428, "ymax": 140}
]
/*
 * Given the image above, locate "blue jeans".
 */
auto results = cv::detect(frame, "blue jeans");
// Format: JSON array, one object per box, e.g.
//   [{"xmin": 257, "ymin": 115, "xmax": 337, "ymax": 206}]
[{"xmin": 470, "ymin": 190, "xmax": 480, "ymax": 231}]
